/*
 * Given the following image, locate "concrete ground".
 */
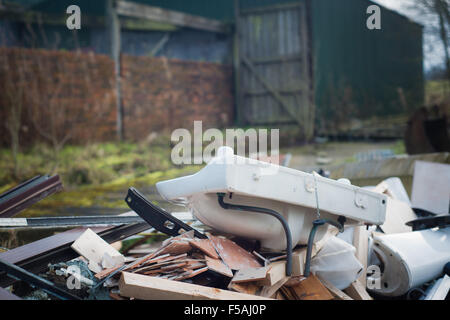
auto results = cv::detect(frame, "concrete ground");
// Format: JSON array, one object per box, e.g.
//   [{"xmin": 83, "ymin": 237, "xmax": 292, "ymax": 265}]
[{"xmin": 284, "ymin": 140, "xmax": 404, "ymax": 172}]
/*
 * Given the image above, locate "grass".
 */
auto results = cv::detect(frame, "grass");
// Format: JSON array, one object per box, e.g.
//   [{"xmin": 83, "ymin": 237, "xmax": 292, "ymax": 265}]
[
  {"xmin": 0, "ymin": 138, "xmax": 202, "ymax": 217},
  {"xmin": 426, "ymin": 79, "xmax": 450, "ymax": 105}
]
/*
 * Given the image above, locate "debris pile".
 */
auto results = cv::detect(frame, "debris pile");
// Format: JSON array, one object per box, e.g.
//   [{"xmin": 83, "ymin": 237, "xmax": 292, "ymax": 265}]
[{"xmin": 0, "ymin": 151, "xmax": 448, "ymax": 301}]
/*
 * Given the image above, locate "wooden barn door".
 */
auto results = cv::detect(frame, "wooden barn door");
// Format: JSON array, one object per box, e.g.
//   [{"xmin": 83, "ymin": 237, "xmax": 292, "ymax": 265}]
[{"xmin": 235, "ymin": 1, "xmax": 313, "ymax": 138}]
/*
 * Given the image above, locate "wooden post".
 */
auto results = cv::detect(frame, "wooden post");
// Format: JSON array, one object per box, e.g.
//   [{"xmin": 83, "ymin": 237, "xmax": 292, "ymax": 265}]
[
  {"xmin": 233, "ymin": 0, "xmax": 242, "ymax": 126},
  {"xmin": 106, "ymin": 0, "xmax": 123, "ymax": 141}
]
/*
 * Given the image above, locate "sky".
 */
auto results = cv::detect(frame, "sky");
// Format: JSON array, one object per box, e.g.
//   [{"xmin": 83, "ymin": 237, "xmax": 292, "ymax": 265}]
[{"xmin": 373, "ymin": 0, "xmax": 447, "ymax": 72}]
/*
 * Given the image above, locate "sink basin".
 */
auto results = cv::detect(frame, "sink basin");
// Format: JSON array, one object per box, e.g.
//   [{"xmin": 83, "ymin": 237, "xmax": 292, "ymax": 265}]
[{"xmin": 156, "ymin": 147, "xmax": 387, "ymax": 251}]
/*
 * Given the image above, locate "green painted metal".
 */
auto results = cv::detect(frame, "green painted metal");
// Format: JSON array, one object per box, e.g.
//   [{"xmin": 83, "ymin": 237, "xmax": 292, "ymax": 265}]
[
  {"xmin": 128, "ymin": 0, "xmax": 424, "ymax": 133},
  {"xmin": 311, "ymin": 0, "xmax": 424, "ymax": 133}
]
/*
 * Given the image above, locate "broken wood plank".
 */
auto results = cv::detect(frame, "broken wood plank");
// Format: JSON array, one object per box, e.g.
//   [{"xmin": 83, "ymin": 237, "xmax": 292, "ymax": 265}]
[
  {"xmin": 258, "ymin": 261, "xmax": 286, "ymax": 286},
  {"xmin": 157, "ymin": 240, "xmax": 192, "ymax": 256},
  {"xmin": 231, "ymin": 266, "xmax": 269, "ymax": 283},
  {"xmin": 205, "ymin": 256, "xmax": 233, "ymax": 278},
  {"xmin": 279, "ymin": 286, "xmax": 296, "ymax": 300},
  {"xmin": 228, "ymin": 281, "xmax": 261, "ymax": 296},
  {"xmin": 95, "ymin": 265, "xmax": 122, "ymax": 280},
  {"xmin": 318, "ymin": 276, "xmax": 353, "ymax": 300},
  {"xmin": 259, "ymin": 276, "xmax": 289, "ymax": 298},
  {"xmin": 139, "ymin": 253, "xmax": 188, "ymax": 268},
  {"xmin": 132, "ymin": 257, "xmax": 190, "ymax": 273},
  {"xmin": 286, "ymin": 275, "xmax": 333, "ymax": 300},
  {"xmin": 189, "ymin": 239, "xmax": 219, "ymax": 259},
  {"xmin": 160, "ymin": 262, "xmax": 188, "ymax": 271},
  {"xmin": 344, "ymin": 280, "xmax": 372, "ymax": 300},
  {"xmin": 109, "ymin": 292, "xmax": 126, "ymax": 300},
  {"xmin": 119, "ymin": 272, "xmax": 272, "ymax": 300},
  {"xmin": 71, "ymin": 228, "xmax": 125, "ymax": 270},
  {"xmin": 292, "ymin": 248, "xmax": 307, "ymax": 276},
  {"xmin": 161, "ymin": 230, "xmax": 195, "ymax": 247},
  {"xmin": 210, "ymin": 236, "xmax": 261, "ymax": 270},
  {"xmin": 174, "ymin": 266, "xmax": 209, "ymax": 281},
  {"xmin": 353, "ymin": 226, "xmax": 369, "ymax": 287},
  {"xmin": 116, "ymin": 0, "xmax": 227, "ymax": 33}
]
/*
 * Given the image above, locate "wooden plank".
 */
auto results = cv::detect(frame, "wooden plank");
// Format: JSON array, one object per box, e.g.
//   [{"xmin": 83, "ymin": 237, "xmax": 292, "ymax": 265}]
[
  {"xmin": 353, "ymin": 226, "xmax": 369, "ymax": 287},
  {"xmin": 240, "ymin": 2, "xmax": 303, "ymax": 15},
  {"xmin": 161, "ymin": 230, "xmax": 195, "ymax": 247},
  {"xmin": 116, "ymin": 0, "xmax": 226, "ymax": 33},
  {"xmin": 318, "ymin": 277, "xmax": 353, "ymax": 300},
  {"xmin": 189, "ymin": 239, "xmax": 219, "ymax": 259},
  {"xmin": 292, "ymin": 248, "xmax": 307, "ymax": 276},
  {"xmin": 174, "ymin": 267, "xmax": 209, "ymax": 281},
  {"xmin": 231, "ymin": 267, "xmax": 269, "ymax": 283},
  {"xmin": 205, "ymin": 256, "xmax": 233, "ymax": 278},
  {"xmin": 259, "ymin": 276, "xmax": 290, "ymax": 298},
  {"xmin": 119, "ymin": 272, "xmax": 272, "ymax": 300},
  {"xmin": 106, "ymin": 0, "xmax": 123, "ymax": 140},
  {"xmin": 210, "ymin": 236, "xmax": 261, "ymax": 270},
  {"xmin": 157, "ymin": 240, "xmax": 192, "ymax": 256},
  {"xmin": 109, "ymin": 292, "xmax": 126, "ymax": 300},
  {"xmin": 71, "ymin": 228, "xmax": 125, "ymax": 269},
  {"xmin": 95, "ymin": 265, "xmax": 122, "ymax": 280},
  {"xmin": 286, "ymin": 275, "xmax": 333, "ymax": 300},
  {"xmin": 228, "ymin": 281, "xmax": 261, "ymax": 296},
  {"xmin": 344, "ymin": 280, "xmax": 373, "ymax": 300},
  {"xmin": 133, "ymin": 257, "xmax": 190, "ymax": 273},
  {"xmin": 258, "ymin": 261, "xmax": 286, "ymax": 286},
  {"xmin": 279, "ymin": 286, "xmax": 297, "ymax": 300},
  {"xmin": 160, "ymin": 262, "xmax": 188, "ymax": 271}
]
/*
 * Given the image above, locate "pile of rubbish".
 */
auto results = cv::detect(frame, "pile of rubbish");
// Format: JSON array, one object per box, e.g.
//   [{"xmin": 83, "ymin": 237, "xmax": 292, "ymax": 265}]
[{"xmin": 0, "ymin": 147, "xmax": 449, "ymax": 300}]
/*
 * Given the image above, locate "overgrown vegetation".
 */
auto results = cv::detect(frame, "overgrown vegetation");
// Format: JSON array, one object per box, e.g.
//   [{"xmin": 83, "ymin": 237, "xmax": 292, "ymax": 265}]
[
  {"xmin": 0, "ymin": 137, "xmax": 200, "ymax": 216},
  {"xmin": 426, "ymin": 79, "xmax": 450, "ymax": 105}
]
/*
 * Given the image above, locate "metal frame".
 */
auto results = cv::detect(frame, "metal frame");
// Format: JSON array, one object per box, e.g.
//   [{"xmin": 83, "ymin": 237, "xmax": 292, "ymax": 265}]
[
  {"xmin": 0, "ymin": 259, "xmax": 81, "ymax": 300},
  {"xmin": 0, "ymin": 175, "xmax": 63, "ymax": 218},
  {"xmin": 0, "ymin": 222, "xmax": 149, "ymax": 288}
]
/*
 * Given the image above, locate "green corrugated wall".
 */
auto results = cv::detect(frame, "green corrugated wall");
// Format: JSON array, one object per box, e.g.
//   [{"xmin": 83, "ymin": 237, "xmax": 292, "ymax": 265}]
[
  {"xmin": 311, "ymin": 0, "xmax": 424, "ymax": 131},
  {"xmin": 138, "ymin": 0, "xmax": 424, "ymax": 130}
]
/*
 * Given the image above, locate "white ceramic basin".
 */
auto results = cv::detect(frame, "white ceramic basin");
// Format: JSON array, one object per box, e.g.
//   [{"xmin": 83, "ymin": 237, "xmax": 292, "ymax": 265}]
[{"xmin": 156, "ymin": 147, "xmax": 387, "ymax": 251}]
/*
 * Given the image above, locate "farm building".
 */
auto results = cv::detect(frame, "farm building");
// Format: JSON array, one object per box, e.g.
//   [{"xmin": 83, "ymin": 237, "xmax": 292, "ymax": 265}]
[{"xmin": 0, "ymin": 0, "xmax": 424, "ymax": 143}]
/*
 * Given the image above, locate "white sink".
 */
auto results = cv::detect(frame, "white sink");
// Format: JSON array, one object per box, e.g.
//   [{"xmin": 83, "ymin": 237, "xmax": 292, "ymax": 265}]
[{"xmin": 156, "ymin": 147, "xmax": 387, "ymax": 251}]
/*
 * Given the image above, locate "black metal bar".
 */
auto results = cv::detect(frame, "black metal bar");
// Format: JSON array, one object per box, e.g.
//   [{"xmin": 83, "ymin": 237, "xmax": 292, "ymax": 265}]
[
  {"xmin": 0, "ymin": 215, "xmax": 145, "ymax": 228},
  {"xmin": 406, "ymin": 214, "xmax": 450, "ymax": 231},
  {"xmin": 125, "ymin": 187, "xmax": 207, "ymax": 239},
  {"xmin": 0, "ymin": 175, "xmax": 63, "ymax": 218},
  {"xmin": 0, "ymin": 258, "xmax": 81, "ymax": 300},
  {"xmin": 304, "ymin": 219, "xmax": 344, "ymax": 278},
  {"xmin": 217, "ymin": 193, "xmax": 293, "ymax": 276}
]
